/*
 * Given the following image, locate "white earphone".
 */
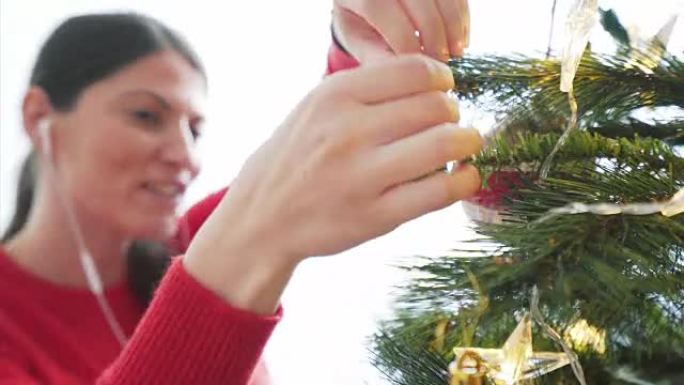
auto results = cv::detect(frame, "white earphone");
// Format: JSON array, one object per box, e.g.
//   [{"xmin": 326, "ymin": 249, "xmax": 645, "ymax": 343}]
[{"xmin": 37, "ymin": 118, "xmax": 52, "ymax": 157}]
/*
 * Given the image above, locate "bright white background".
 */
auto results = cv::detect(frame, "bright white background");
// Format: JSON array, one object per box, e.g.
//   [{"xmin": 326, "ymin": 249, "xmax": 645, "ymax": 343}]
[{"xmin": 1, "ymin": 1, "xmax": 682, "ymax": 384}]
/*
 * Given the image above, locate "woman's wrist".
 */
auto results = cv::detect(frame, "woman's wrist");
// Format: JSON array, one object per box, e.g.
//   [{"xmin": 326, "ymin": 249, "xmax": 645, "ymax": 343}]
[
  {"xmin": 183, "ymin": 240, "xmax": 299, "ymax": 315},
  {"xmin": 182, "ymin": 207, "xmax": 301, "ymax": 315}
]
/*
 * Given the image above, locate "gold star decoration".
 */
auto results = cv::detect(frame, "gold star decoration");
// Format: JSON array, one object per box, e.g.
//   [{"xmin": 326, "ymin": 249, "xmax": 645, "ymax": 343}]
[{"xmin": 449, "ymin": 313, "xmax": 572, "ymax": 385}]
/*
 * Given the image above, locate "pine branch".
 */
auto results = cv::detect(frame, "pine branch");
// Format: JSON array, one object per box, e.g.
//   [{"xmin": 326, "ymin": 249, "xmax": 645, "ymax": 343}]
[
  {"xmin": 371, "ymin": 325, "xmax": 451, "ymax": 385},
  {"xmin": 449, "ymin": 51, "xmax": 684, "ymax": 122},
  {"xmin": 600, "ymin": 8, "xmax": 630, "ymax": 48},
  {"xmin": 472, "ymin": 130, "xmax": 684, "ymax": 183},
  {"xmin": 487, "ymin": 105, "xmax": 684, "ymax": 145},
  {"xmin": 589, "ymin": 118, "xmax": 684, "ymax": 145}
]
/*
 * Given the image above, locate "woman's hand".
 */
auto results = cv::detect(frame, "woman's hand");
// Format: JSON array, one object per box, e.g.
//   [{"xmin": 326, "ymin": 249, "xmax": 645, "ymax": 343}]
[
  {"xmin": 184, "ymin": 55, "xmax": 483, "ymax": 314},
  {"xmin": 333, "ymin": 0, "xmax": 470, "ymax": 63}
]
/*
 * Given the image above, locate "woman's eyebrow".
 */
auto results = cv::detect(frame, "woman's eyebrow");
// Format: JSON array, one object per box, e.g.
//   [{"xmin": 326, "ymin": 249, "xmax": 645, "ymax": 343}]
[
  {"xmin": 117, "ymin": 90, "xmax": 204, "ymax": 119},
  {"xmin": 118, "ymin": 89, "xmax": 172, "ymax": 110}
]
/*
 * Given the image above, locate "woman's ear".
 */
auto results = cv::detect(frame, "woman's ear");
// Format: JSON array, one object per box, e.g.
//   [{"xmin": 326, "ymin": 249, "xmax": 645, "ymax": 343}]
[{"xmin": 22, "ymin": 86, "xmax": 54, "ymax": 153}]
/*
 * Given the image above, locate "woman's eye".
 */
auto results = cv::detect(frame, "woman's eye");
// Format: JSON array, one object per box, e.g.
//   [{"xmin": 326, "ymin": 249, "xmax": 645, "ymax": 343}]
[
  {"xmin": 131, "ymin": 109, "xmax": 161, "ymax": 125},
  {"xmin": 189, "ymin": 123, "xmax": 202, "ymax": 140}
]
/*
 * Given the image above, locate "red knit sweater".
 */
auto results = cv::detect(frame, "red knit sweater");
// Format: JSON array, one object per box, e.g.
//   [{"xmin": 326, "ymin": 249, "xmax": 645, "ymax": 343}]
[{"xmin": 0, "ymin": 42, "xmax": 357, "ymax": 385}]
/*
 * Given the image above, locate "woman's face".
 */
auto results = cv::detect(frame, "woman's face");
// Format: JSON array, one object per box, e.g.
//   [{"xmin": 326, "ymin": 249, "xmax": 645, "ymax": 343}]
[{"xmin": 50, "ymin": 50, "xmax": 206, "ymax": 240}]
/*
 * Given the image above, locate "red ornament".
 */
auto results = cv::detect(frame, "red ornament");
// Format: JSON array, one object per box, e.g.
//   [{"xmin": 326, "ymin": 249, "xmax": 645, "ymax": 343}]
[
  {"xmin": 473, "ymin": 171, "xmax": 526, "ymax": 208},
  {"xmin": 463, "ymin": 170, "xmax": 530, "ymax": 223}
]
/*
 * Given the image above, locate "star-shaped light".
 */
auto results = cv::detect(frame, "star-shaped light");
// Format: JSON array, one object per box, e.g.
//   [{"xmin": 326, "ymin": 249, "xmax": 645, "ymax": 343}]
[{"xmin": 449, "ymin": 313, "xmax": 572, "ymax": 385}]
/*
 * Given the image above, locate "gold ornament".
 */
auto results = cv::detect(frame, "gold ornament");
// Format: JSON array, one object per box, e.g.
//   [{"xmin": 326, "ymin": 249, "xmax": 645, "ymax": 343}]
[
  {"xmin": 563, "ymin": 319, "xmax": 606, "ymax": 355},
  {"xmin": 449, "ymin": 350, "xmax": 487, "ymax": 385},
  {"xmin": 449, "ymin": 314, "xmax": 572, "ymax": 385},
  {"xmin": 626, "ymin": 14, "xmax": 678, "ymax": 73}
]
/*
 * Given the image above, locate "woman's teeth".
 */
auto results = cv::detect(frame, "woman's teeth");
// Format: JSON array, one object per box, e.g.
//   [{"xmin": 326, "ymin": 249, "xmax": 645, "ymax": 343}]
[{"xmin": 148, "ymin": 183, "xmax": 182, "ymax": 198}]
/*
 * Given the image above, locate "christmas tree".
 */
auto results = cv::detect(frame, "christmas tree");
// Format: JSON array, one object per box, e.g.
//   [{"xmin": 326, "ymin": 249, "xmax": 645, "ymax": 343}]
[{"xmin": 371, "ymin": 5, "xmax": 683, "ymax": 385}]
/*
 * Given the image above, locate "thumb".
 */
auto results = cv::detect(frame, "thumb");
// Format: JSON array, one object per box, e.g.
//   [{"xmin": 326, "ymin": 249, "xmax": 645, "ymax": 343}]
[{"xmin": 333, "ymin": 6, "xmax": 395, "ymax": 64}]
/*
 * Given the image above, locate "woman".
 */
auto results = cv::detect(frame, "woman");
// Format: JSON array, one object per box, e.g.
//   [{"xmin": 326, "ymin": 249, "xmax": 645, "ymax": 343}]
[{"xmin": 0, "ymin": 2, "xmax": 480, "ymax": 384}]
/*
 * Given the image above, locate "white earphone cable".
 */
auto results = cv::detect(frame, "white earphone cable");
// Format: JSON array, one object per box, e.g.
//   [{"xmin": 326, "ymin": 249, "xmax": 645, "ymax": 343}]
[{"xmin": 38, "ymin": 119, "xmax": 128, "ymax": 348}]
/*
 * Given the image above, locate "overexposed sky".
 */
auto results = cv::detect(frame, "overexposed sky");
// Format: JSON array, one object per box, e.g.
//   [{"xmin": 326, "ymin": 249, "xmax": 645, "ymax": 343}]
[{"xmin": 1, "ymin": 1, "xmax": 682, "ymax": 384}]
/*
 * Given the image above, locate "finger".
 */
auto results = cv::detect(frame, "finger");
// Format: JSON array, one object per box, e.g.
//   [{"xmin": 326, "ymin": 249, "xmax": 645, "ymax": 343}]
[
  {"xmin": 328, "ymin": 55, "xmax": 454, "ymax": 104},
  {"xmin": 400, "ymin": 0, "xmax": 450, "ymax": 61},
  {"xmin": 463, "ymin": 0, "xmax": 470, "ymax": 48},
  {"xmin": 373, "ymin": 124, "xmax": 482, "ymax": 186},
  {"xmin": 377, "ymin": 163, "xmax": 481, "ymax": 225},
  {"xmin": 436, "ymin": 0, "xmax": 470, "ymax": 57},
  {"xmin": 333, "ymin": 6, "xmax": 395, "ymax": 63},
  {"xmin": 366, "ymin": 91, "xmax": 460, "ymax": 145},
  {"xmin": 351, "ymin": 0, "xmax": 422, "ymax": 55}
]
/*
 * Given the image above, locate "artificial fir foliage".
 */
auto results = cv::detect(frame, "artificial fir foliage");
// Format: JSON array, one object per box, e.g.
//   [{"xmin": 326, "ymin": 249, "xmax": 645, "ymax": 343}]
[{"xmin": 371, "ymin": 7, "xmax": 683, "ymax": 385}]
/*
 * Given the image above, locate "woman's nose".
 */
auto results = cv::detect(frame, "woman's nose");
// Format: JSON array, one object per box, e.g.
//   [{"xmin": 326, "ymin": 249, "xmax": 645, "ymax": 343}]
[{"xmin": 160, "ymin": 118, "xmax": 200, "ymax": 178}]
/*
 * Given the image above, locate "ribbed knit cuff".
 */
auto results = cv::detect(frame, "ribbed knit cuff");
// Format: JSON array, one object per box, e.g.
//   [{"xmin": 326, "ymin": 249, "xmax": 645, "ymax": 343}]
[
  {"xmin": 98, "ymin": 258, "xmax": 282, "ymax": 385},
  {"xmin": 326, "ymin": 39, "xmax": 360, "ymax": 75}
]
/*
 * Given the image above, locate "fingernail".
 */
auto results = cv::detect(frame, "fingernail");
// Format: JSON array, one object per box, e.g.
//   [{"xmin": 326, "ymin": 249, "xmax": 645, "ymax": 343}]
[
  {"xmin": 441, "ymin": 47, "xmax": 450, "ymax": 62},
  {"xmin": 447, "ymin": 97, "xmax": 460, "ymax": 122},
  {"xmin": 449, "ymin": 43, "xmax": 458, "ymax": 57},
  {"xmin": 463, "ymin": 127, "xmax": 484, "ymax": 147},
  {"xmin": 453, "ymin": 42, "xmax": 465, "ymax": 58},
  {"xmin": 430, "ymin": 60, "xmax": 454, "ymax": 87},
  {"xmin": 461, "ymin": 127, "xmax": 485, "ymax": 155},
  {"xmin": 476, "ymin": 131, "xmax": 485, "ymax": 149}
]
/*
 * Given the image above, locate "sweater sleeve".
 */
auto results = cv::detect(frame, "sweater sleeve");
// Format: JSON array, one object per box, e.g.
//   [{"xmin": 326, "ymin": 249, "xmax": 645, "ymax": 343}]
[
  {"xmin": 0, "ymin": 355, "xmax": 41, "ymax": 384},
  {"xmin": 97, "ymin": 258, "xmax": 281, "ymax": 385},
  {"xmin": 98, "ymin": 188, "xmax": 280, "ymax": 385},
  {"xmin": 325, "ymin": 29, "xmax": 360, "ymax": 75}
]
